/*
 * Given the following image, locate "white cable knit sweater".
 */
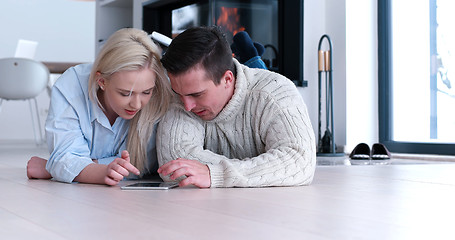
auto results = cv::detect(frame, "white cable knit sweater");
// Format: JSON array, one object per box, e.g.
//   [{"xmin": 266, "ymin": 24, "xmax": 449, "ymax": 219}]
[{"xmin": 157, "ymin": 59, "xmax": 316, "ymax": 187}]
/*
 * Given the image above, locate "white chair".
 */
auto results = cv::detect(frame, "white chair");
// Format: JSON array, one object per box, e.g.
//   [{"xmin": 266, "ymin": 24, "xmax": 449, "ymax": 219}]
[{"xmin": 0, "ymin": 57, "xmax": 50, "ymax": 144}]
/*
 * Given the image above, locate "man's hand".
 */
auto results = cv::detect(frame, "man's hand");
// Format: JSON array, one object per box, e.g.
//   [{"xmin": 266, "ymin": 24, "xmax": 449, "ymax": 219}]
[
  {"xmin": 104, "ymin": 150, "xmax": 140, "ymax": 186},
  {"xmin": 158, "ymin": 158, "xmax": 211, "ymax": 188}
]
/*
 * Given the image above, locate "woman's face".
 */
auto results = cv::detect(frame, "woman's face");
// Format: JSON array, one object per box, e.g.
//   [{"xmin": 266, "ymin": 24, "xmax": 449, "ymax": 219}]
[{"xmin": 98, "ymin": 67, "xmax": 156, "ymax": 122}]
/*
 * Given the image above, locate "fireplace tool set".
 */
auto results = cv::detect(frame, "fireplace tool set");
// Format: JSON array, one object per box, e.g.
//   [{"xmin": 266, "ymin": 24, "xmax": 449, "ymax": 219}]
[{"xmin": 317, "ymin": 35, "xmax": 342, "ymax": 156}]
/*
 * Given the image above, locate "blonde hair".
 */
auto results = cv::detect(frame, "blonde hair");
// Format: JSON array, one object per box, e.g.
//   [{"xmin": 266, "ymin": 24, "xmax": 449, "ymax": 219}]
[{"xmin": 88, "ymin": 28, "xmax": 172, "ymax": 175}]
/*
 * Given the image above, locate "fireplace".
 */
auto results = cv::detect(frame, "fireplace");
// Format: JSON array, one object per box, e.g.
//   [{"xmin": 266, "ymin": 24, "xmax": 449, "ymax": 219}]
[{"xmin": 142, "ymin": 0, "xmax": 306, "ymax": 87}]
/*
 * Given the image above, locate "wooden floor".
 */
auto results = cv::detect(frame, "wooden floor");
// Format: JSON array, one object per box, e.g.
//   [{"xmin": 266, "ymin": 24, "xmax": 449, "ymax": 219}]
[{"xmin": 2, "ymin": 142, "xmax": 455, "ymax": 239}]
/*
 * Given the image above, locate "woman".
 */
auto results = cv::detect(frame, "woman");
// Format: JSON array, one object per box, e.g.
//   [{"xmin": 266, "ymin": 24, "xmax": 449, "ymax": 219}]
[{"xmin": 26, "ymin": 28, "xmax": 172, "ymax": 186}]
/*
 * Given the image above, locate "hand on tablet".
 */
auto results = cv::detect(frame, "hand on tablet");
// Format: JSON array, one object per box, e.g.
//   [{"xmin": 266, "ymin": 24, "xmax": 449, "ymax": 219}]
[
  {"xmin": 104, "ymin": 150, "xmax": 140, "ymax": 186},
  {"xmin": 158, "ymin": 158, "xmax": 211, "ymax": 188}
]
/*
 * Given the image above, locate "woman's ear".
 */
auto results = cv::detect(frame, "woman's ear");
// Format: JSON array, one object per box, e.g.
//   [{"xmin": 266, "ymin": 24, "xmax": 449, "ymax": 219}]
[{"xmin": 96, "ymin": 72, "xmax": 106, "ymax": 90}]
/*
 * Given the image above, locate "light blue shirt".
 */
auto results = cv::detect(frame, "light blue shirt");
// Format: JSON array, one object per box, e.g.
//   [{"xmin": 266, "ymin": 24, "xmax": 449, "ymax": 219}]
[{"xmin": 45, "ymin": 63, "xmax": 157, "ymax": 183}]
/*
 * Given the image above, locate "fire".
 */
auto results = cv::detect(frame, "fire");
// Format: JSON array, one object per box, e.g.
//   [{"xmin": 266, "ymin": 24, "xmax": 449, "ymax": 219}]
[{"xmin": 216, "ymin": 7, "xmax": 245, "ymax": 36}]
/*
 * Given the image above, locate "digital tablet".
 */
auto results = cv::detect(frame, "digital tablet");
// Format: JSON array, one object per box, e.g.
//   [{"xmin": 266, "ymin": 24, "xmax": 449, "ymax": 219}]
[{"xmin": 121, "ymin": 182, "xmax": 179, "ymax": 190}]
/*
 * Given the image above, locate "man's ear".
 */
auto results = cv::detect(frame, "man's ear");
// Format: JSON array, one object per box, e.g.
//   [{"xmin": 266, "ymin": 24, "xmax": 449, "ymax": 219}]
[
  {"xmin": 96, "ymin": 72, "xmax": 106, "ymax": 90},
  {"xmin": 223, "ymin": 70, "xmax": 235, "ymax": 89}
]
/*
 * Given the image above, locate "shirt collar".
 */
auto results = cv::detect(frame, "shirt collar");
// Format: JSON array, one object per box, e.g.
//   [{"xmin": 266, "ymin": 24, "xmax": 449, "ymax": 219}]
[{"xmin": 90, "ymin": 99, "xmax": 115, "ymax": 129}]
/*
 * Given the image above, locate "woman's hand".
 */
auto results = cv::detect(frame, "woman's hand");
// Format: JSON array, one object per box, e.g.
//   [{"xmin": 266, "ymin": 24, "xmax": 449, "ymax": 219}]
[{"xmin": 103, "ymin": 150, "xmax": 140, "ymax": 186}]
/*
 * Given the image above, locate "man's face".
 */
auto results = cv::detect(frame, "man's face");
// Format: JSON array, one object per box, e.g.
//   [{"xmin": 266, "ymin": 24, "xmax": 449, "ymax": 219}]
[{"xmin": 169, "ymin": 66, "xmax": 235, "ymax": 121}]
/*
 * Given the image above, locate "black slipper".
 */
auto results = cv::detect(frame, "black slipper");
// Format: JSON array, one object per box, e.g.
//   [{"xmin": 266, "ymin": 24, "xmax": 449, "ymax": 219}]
[
  {"xmin": 371, "ymin": 143, "xmax": 391, "ymax": 159},
  {"xmin": 349, "ymin": 143, "xmax": 370, "ymax": 159}
]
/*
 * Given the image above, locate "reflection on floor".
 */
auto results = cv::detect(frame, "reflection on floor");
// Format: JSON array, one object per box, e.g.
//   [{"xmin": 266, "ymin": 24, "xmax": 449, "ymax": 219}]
[
  {"xmin": 0, "ymin": 141, "xmax": 49, "ymax": 170},
  {"xmin": 317, "ymin": 154, "xmax": 455, "ymax": 166}
]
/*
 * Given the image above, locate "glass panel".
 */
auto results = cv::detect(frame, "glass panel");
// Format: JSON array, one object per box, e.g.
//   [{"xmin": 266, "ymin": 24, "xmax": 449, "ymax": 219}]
[
  {"xmin": 172, "ymin": 3, "xmax": 209, "ymax": 38},
  {"xmin": 171, "ymin": 0, "xmax": 278, "ymax": 70},
  {"xmin": 435, "ymin": 0, "xmax": 455, "ymax": 141},
  {"xmin": 214, "ymin": 0, "xmax": 278, "ymax": 69},
  {"xmin": 391, "ymin": 0, "xmax": 455, "ymax": 143}
]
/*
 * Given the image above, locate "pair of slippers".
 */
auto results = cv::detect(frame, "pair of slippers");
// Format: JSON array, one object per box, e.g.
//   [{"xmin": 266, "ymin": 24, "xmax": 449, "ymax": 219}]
[{"xmin": 349, "ymin": 143, "xmax": 391, "ymax": 160}]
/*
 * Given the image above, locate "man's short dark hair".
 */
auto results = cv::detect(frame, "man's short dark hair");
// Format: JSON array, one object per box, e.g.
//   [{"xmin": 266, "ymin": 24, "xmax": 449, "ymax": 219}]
[{"xmin": 161, "ymin": 26, "xmax": 235, "ymax": 85}]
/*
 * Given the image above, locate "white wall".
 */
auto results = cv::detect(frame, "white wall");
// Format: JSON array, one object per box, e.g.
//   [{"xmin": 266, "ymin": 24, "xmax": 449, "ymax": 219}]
[
  {"xmin": 302, "ymin": 0, "xmax": 347, "ymax": 152},
  {"xmin": 298, "ymin": 0, "xmax": 327, "ymax": 149},
  {"xmin": 303, "ymin": 0, "xmax": 378, "ymax": 153},
  {"xmin": 345, "ymin": 0, "xmax": 378, "ymax": 151},
  {"xmin": 0, "ymin": 0, "xmax": 95, "ymax": 142}
]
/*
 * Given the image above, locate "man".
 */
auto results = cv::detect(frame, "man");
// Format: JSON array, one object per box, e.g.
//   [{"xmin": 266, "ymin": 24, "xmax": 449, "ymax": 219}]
[{"xmin": 157, "ymin": 26, "xmax": 316, "ymax": 188}]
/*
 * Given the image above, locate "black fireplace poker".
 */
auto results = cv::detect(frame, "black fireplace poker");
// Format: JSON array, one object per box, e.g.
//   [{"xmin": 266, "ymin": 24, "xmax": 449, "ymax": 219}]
[{"xmin": 317, "ymin": 34, "xmax": 343, "ymax": 157}]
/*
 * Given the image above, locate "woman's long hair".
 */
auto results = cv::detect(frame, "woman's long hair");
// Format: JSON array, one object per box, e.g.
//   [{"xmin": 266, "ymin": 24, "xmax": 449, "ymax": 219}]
[{"xmin": 88, "ymin": 28, "xmax": 172, "ymax": 174}]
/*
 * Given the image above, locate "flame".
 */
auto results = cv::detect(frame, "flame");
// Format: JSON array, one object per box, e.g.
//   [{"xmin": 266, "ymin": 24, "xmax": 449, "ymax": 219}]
[{"xmin": 216, "ymin": 7, "xmax": 245, "ymax": 36}]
